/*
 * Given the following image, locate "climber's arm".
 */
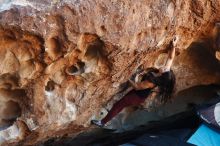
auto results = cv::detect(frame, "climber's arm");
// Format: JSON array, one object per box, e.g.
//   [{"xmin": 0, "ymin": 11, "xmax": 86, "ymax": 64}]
[
  {"xmin": 128, "ymin": 79, "xmax": 155, "ymax": 90},
  {"xmin": 162, "ymin": 36, "xmax": 178, "ymax": 72},
  {"xmin": 163, "ymin": 47, "xmax": 175, "ymax": 72}
]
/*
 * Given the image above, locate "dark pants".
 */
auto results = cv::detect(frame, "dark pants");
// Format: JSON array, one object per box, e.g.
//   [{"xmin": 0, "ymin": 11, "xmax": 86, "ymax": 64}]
[{"xmin": 101, "ymin": 90, "xmax": 145, "ymax": 124}]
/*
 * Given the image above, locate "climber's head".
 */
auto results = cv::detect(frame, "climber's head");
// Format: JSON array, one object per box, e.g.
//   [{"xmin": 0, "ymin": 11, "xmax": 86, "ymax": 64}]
[{"xmin": 141, "ymin": 67, "xmax": 175, "ymax": 102}]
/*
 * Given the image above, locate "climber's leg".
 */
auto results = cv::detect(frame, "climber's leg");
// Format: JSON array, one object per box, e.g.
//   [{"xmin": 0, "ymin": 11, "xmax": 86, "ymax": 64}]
[
  {"xmin": 91, "ymin": 90, "xmax": 145, "ymax": 127},
  {"xmin": 102, "ymin": 90, "xmax": 145, "ymax": 124}
]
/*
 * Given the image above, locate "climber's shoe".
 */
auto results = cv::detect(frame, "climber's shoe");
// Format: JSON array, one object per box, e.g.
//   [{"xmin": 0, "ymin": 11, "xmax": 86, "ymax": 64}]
[{"xmin": 91, "ymin": 120, "xmax": 105, "ymax": 128}]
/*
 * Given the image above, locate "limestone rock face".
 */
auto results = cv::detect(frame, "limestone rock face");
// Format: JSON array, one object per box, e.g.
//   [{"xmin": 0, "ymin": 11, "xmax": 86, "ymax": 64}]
[{"xmin": 0, "ymin": 0, "xmax": 220, "ymax": 145}]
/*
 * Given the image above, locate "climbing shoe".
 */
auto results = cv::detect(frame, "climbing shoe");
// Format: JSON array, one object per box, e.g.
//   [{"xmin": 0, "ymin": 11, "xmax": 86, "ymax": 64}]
[{"xmin": 91, "ymin": 120, "xmax": 104, "ymax": 128}]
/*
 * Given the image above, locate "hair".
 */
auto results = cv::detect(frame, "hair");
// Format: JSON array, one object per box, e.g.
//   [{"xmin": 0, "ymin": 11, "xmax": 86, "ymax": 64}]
[
  {"xmin": 141, "ymin": 67, "xmax": 176, "ymax": 103},
  {"xmin": 158, "ymin": 69, "xmax": 176, "ymax": 103}
]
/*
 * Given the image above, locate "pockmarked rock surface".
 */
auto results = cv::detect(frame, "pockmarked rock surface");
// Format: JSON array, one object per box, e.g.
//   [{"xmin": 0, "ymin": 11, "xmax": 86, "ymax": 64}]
[{"xmin": 0, "ymin": 0, "xmax": 220, "ymax": 145}]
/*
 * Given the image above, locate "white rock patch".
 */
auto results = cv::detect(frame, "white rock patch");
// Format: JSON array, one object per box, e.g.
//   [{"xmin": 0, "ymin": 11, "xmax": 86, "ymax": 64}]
[
  {"xmin": 0, "ymin": 123, "xmax": 19, "ymax": 145},
  {"xmin": 44, "ymin": 90, "xmax": 77, "ymax": 125}
]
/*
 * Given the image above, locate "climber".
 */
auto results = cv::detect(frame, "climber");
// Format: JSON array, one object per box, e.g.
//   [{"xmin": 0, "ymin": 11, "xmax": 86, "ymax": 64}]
[{"xmin": 91, "ymin": 37, "xmax": 178, "ymax": 127}]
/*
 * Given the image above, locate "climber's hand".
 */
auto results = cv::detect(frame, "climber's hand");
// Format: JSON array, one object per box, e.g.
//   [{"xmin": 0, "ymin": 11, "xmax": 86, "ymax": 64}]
[{"xmin": 172, "ymin": 36, "xmax": 179, "ymax": 47}]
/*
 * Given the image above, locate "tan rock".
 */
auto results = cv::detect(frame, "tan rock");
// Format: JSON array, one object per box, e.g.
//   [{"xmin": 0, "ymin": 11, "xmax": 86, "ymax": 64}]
[{"xmin": 0, "ymin": 0, "xmax": 219, "ymax": 145}]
